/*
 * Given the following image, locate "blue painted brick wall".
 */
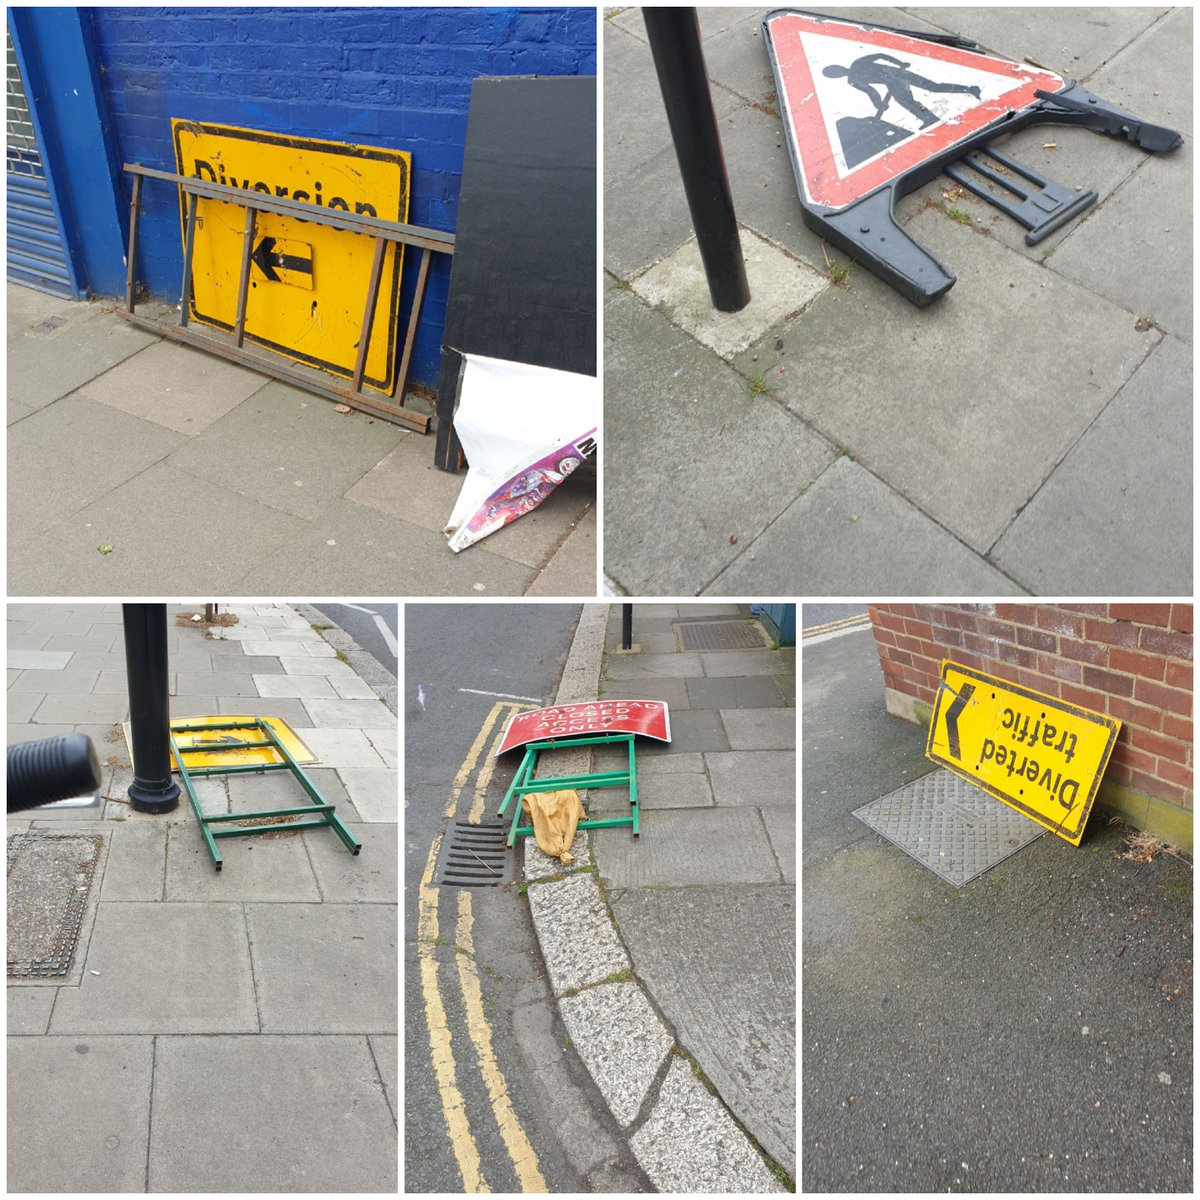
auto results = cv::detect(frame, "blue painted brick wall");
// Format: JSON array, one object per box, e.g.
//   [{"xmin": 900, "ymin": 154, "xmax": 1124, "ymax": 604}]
[{"xmin": 88, "ymin": 5, "xmax": 596, "ymax": 387}]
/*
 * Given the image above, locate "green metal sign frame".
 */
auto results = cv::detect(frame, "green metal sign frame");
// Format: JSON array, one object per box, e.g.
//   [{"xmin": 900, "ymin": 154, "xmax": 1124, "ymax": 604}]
[
  {"xmin": 497, "ymin": 732, "xmax": 640, "ymax": 848},
  {"xmin": 170, "ymin": 717, "xmax": 361, "ymax": 871}
]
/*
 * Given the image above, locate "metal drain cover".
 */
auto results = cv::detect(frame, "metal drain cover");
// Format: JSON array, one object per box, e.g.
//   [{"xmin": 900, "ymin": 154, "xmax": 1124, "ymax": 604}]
[
  {"xmin": 435, "ymin": 822, "xmax": 512, "ymax": 888},
  {"xmin": 7, "ymin": 833, "xmax": 105, "ymax": 979},
  {"xmin": 853, "ymin": 769, "xmax": 1044, "ymax": 887},
  {"xmin": 675, "ymin": 619, "xmax": 766, "ymax": 651}
]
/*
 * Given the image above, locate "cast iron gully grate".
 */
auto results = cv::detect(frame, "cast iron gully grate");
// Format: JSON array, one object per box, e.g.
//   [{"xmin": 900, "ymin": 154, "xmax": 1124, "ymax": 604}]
[{"xmin": 435, "ymin": 822, "xmax": 512, "ymax": 888}]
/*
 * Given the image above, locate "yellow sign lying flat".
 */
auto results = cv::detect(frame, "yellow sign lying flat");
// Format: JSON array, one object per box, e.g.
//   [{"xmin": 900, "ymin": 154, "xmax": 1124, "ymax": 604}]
[
  {"xmin": 925, "ymin": 661, "xmax": 1120, "ymax": 845},
  {"xmin": 172, "ymin": 119, "xmax": 411, "ymax": 394},
  {"xmin": 123, "ymin": 716, "xmax": 319, "ymax": 772}
]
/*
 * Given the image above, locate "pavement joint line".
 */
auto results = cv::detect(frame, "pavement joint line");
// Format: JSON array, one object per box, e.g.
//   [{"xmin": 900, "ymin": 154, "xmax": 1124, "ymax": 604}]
[
  {"xmin": 983, "ymin": 328, "xmax": 1167, "ymax": 557},
  {"xmin": 708, "ymin": 450, "xmax": 1030, "ymax": 595},
  {"xmin": 364, "ymin": 1033, "xmax": 397, "ymax": 1129}
]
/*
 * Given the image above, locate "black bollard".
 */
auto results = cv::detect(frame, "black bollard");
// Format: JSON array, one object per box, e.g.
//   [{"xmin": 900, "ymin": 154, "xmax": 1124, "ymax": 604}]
[
  {"xmin": 643, "ymin": 7, "xmax": 751, "ymax": 313},
  {"xmin": 123, "ymin": 603, "xmax": 180, "ymax": 813},
  {"xmin": 621, "ymin": 604, "xmax": 634, "ymax": 651}
]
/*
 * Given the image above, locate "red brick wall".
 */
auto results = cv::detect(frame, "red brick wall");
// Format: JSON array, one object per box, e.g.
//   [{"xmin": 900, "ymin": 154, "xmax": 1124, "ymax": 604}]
[{"xmin": 869, "ymin": 603, "xmax": 1193, "ymax": 811}]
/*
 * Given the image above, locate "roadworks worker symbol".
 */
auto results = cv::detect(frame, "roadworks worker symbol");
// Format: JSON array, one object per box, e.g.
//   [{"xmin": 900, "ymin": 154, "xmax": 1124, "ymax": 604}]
[
  {"xmin": 172, "ymin": 120, "xmax": 411, "ymax": 394},
  {"xmin": 925, "ymin": 662, "xmax": 1120, "ymax": 846},
  {"xmin": 764, "ymin": 10, "xmax": 1065, "ymax": 208}
]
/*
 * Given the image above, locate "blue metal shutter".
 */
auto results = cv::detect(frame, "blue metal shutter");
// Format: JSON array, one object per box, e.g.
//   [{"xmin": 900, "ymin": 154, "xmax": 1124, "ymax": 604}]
[{"xmin": 7, "ymin": 31, "xmax": 76, "ymax": 297}]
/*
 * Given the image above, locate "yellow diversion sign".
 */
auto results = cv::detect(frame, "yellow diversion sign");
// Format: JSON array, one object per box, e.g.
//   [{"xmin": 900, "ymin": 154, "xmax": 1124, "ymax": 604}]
[
  {"xmin": 925, "ymin": 661, "xmax": 1120, "ymax": 845},
  {"xmin": 172, "ymin": 120, "xmax": 411, "ymax": 394}
]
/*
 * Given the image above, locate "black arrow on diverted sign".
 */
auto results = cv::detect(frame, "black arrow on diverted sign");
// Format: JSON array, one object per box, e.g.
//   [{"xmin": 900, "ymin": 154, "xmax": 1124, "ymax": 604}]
[
  {"xmin": 250, "ymin": 236, "xmax": 313, "ymax": 283},
  {"xmin": 943, "ymin": 682, "xmax": 975, "ymax": 760}
]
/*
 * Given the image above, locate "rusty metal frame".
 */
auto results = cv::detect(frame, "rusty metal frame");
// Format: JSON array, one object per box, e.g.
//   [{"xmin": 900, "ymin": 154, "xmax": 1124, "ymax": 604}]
[{"xmin": 118, "ymin": 162, "xmax": 455, "ymax": 432}]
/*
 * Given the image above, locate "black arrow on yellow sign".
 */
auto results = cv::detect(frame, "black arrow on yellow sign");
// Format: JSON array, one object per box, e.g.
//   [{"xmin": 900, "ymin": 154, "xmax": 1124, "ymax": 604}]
[
  {"xmin": 251, "ymin": 236, "xmax": 313, "ymax": 283},
  {"xmin": 944, "ymin": 682, "xmax": 974, "ymax": 760}
]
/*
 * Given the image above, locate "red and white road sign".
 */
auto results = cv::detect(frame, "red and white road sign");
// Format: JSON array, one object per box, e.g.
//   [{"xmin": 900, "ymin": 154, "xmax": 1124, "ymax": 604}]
[
  {"xmin": 765, "ymin": 12, "xmax": 1065, "ymax": 208},
  {"xmin": 496, "ymin": 701, "xmax": 671, "ymax": 755}
]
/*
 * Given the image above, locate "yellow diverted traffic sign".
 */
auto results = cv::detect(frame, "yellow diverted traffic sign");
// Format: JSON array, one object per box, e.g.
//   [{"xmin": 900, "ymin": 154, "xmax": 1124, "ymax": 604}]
[
  {"xmin": 172, "ymin": 120, "xmax": 411, "ymax": 394},
  {"xmin": 925, "ymin": 661, "xmax": 1120, "ymax": 845}
]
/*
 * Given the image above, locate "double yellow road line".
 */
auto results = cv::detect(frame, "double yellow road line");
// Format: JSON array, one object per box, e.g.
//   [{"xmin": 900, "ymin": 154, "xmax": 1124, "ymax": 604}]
[{"xmin": 416, "ymin": 700, "xmax": 545, "ymax": 1193}]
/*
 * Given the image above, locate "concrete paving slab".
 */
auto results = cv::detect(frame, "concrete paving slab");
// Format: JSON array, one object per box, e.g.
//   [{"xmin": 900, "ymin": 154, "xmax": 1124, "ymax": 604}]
[
  {"xmin": 762, "ymin": 806, "xmax": 797, "ymax": 885},
  {"xmin": 701, "ymin": 648, "xmax": 792, "ymax": 677},
  {"xmin": 295, "ymin": 727, "xmax": 387, "ymax": 769},
  {"xmin": 612, "ymin": 884, "xmax": 796, "ymax": 1174},
  {"xmin": 330, "ymin": 675, "xmax": 380, "ymax": 699},
  {"xmin": 77, "ymin": 339, "xmax": 269, "ymax": 434},
  {"xmin": 245, "ymin": 902, "xmax": 397, "ymax": 1033},
  {"xmin": 242, "ymin": 497, "xmax": 535, "ymax": 595},
  {"xmin": 28, "ymin": 692, "xmax": 129, "ymax": 724},
  {"xmin": 602, "ymin": 288, "xmax": 835, "ymax": 594},
  {"xmin": 637, "ymin": 772, "xmax": 715, "ymax": 809},
  {"xmin": 688, "ymin": 674, "xmax": 789, "ymax": 709},
  {"xmin": 525, "ymin": 871, "xmax": 631, "ymax": 996},
  {"xmin": 100, "ymin": 822, "xmax": 167, "ymax": 902},
  {"xmin": 1049, "ymin": 151, "xmax": 1191, "ymax": 342},
  {"xmin": 276, "ymin": 655, "xmax": 357, "ymax": 678},
  {"xmin": 49, "ymin": 901, "xmax": 257, "ymax": 1033},
  {"xmin": 7, "ymin": 462, "xmax": 309, "ymax": 596},
  {"xmin": 604, "ymin": 16, "xmax": 745, "ymax": 181},
  {"xmin": 6, "ymin": 692, "xmax": 42, "ymax": 722},
  {"xmin": 7, "ymin": 286, "xmax": 160, "ymax": 412},
  {"xmin": 173, "ymin": 669, "xmax": 259, "ymax": 696},
  {"xmin": 631, "ymin": 1057, "xmax": 783, "ymax": 1193},
  {"xmin": 707, "ymin": 750, "xmax": 796, "ymax": 808},
  {"xmin": 8, "ymin": 394, "xmax": 186, "ymax": 537},
  {"xmin": 595, "ymin": 808, "xmax": 782, "ymax": 888},
  {"xmin": 710, "ymin": 456, "xmax": 1023, "ymax": 594},
  {"xmin": 7, "ymin": 649, "xmax": 73, "ymax": 670},
  {"xmin": 163, "ymin": 380, "xmax": 407, "ymax": 520},
  {"xmin": 721, "ymin": 708, "xmax": 795, "ymax": 750},
  {"xmin": 631, "ymin": 228, "xmax": 828, "ymax": 361},
  {"xmin": 306, "ymin": 822, "xmax": 397, "ymax": 903},
  {"xmin": 336, "ymin": 768, "xmax": 399, "ymax": 822},
  {"xmin": 253, "ymin": 672, "xmax": 338, "ymax": 699},
  {"xmin": 225, "ymin": 766, "xmax": 352, "ymax": 816},
  {"xmin": 302, "ymin": 696, "xmax": 396, "ymax": 728},
  {"xmin": 604, "ymin": 651, "xmax": 703, "ymax": 680},
  {"xmin": 735, "ymin": 208, "xmax": 1159, "ymax": 556},
  {"xmin": 7, "ymin": 984, "xmax": 56, "ymax": 1034},
  {"xmin": 1087, "ymin": 7, "xmax": 1192, "ymax": 139},
  {"xmin": 664, "ymin": 707, "xmax": 730, "ymax": 752},
  {"xmin": 6, "ymin": 1036, "xmax": 154, "ymax": 1192},
  {"xmin": 166, "ymin": 824, "xmax": 322, "ymax": 901},
  {"xmin": 991, "ymin": 332, "xmax": 1191, "ymax": 593},
  {"xmin": 559, "ymin": 981, "xmax": 674, "ymax": 1126},
  {"xmin": 148, "ymin": 1035, "xmax": 397, "ymax": 1191}
]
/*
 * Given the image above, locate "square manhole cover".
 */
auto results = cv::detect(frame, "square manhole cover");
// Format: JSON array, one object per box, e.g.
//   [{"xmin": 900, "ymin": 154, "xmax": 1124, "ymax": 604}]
[
  {"xmin": 675, "ymin": 619, "xmax": 767, "ymax": 651},
  {"xmin": 435, "ymin": 822, "xmax": 513, "ymax": 888},
  {"xmin": 8, "ymin": 833, "xmax": 105, "ymax": 978},
  {"xmin": 853, "ymin": 769, "xmax": 1044, "ymax": 887}
]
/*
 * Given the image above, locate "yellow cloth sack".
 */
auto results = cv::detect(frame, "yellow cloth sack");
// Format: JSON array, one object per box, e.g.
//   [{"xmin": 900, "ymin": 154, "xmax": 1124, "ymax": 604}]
[{"xmin": 524, "ymin": 789, "xmax": 583, "ymax": 865}]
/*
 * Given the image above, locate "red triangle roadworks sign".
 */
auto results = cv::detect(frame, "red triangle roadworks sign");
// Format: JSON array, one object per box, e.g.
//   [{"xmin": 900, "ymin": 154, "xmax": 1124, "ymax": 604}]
[
  {"xmin": 766, "ymin": 11, "xmax": 1064, "ymax": 209},
  {"xmin": 763, "ymin": 10, "xmax": 1182, "ymax": 305}
]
